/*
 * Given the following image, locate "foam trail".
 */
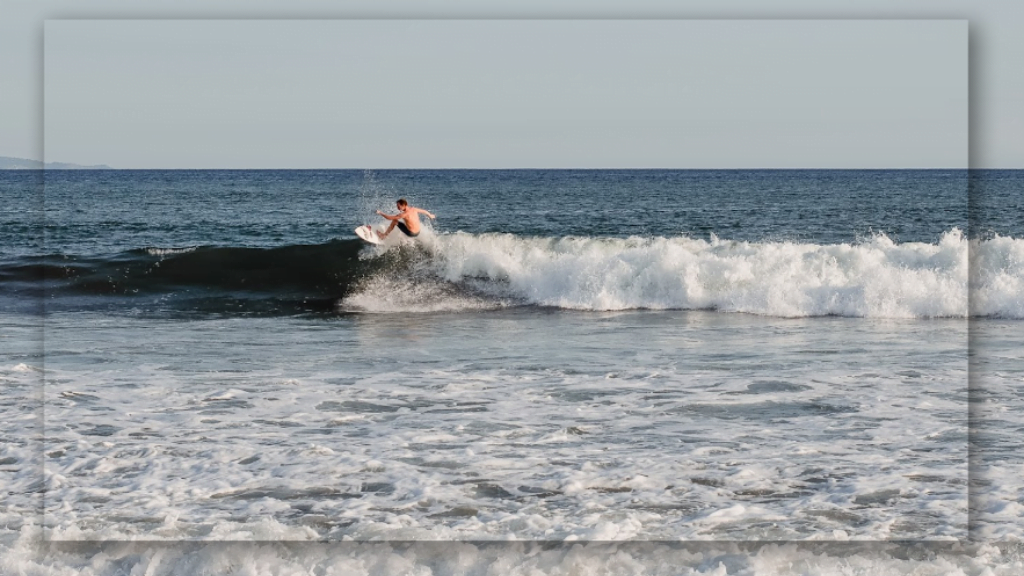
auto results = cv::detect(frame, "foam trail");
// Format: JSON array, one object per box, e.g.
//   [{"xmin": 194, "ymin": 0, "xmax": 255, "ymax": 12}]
[{"xmin": 144, "ymin": 246, "xmax": 198, "ymax": 256}]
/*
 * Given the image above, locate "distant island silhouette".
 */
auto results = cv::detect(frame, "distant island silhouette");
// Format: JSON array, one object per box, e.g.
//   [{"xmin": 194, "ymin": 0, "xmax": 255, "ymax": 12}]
[{"xmin": 0, "ymin": 156, "xmax": 112, "ymax": 169}]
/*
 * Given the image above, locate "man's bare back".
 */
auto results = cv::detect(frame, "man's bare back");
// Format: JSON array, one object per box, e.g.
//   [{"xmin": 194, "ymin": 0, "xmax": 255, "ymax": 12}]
[{"xmin": 376, "ymin": 199, "xmax": 435, "ymax": 239}]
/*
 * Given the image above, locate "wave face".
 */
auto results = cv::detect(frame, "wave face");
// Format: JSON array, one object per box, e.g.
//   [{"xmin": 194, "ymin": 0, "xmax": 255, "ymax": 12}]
[
  {"xmin": 2, "ymin": 240, "xmax": 372, "ymax": 315},
  {"xmin": 4, "ymin": 229, "xmax": 1021, "ymax": 318}
]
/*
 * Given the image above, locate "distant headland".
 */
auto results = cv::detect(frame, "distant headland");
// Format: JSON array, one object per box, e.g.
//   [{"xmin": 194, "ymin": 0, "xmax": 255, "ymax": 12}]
[{"xmin": 0, "ymin": 156, "xmax": 112, "ymax": 170}]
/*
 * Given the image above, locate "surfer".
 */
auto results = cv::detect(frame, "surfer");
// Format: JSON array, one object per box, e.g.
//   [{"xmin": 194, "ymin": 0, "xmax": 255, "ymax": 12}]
[{"xmin": 376, "ymin": 199, "xmax": 435, "ymax": 239}]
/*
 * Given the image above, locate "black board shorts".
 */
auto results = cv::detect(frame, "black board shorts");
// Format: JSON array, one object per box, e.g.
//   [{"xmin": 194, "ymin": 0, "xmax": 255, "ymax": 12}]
[{"xmin": 397, "ymin": 222, "xmax": 419, "ymax": 237}]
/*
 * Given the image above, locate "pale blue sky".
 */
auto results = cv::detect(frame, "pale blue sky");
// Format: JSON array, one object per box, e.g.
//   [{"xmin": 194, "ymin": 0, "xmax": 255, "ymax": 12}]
[
  {"xmin": 43, "ymin": 19, "xmax": 965, "ymax": 168},
  {"xmin": 3, "ymin": 1, "xmax": 1020, "ymax": 168}
]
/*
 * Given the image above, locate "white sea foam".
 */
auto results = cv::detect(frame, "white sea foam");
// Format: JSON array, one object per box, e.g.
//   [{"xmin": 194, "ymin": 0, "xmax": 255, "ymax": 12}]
[
  {"xmin": 3, "ymin": 529, "xmax": 1022, "ymax": 576},
  {"xmin": 340, "ymin": 273, "xmax": 504, "ymax": 314},
  {"xmin": 346, "ymin": 229, "xmax": 1022, "ymax": 318},
  {"xmin": 971, "ymin": 234, "xmax": 1024, "ymax": 318},
  {"xmin": 29, "ymin": 311, "xmax": 969, "ymax": 542},
  {"xmin": 145, "ymin": 246, "xmax": 198, "ymax": 256},
  {"xmin": 2, "ymin": 294, "xmax": 1018, "ymax": 571}
]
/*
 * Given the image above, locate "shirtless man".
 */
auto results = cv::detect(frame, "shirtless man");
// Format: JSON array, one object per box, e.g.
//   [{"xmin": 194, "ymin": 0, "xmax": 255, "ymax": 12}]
[{"xmin": 376, "ymin": 198, "xmax": 436, "ymax": 239}]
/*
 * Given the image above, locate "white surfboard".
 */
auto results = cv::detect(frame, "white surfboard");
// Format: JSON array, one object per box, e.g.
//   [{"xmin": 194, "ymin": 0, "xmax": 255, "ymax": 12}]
[{"xmin": 355, "ymin": 224, "xmax": 385, "ymax": 244}]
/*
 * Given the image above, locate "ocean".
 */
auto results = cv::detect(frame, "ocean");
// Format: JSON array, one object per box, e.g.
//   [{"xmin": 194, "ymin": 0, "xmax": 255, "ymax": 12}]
[{"xmin": 2, "ymin": 169, "xmax": 1022, "ymax": 573}]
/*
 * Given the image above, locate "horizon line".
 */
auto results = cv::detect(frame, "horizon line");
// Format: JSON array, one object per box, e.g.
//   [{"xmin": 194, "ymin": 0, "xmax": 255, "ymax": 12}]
[{"xmin": 10, "ymin": 166, "xmax": 983, "ymax": 171}]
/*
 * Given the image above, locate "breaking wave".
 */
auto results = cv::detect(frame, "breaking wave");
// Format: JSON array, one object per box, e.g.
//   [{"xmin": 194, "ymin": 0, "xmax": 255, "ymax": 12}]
[
  {"xmin": 345, "ymin": 229, "xmax": 1020, "ymax": 319},
  {"xmin": 2, "ymin": 229, "xmax": 1021, "ymax": 318}
]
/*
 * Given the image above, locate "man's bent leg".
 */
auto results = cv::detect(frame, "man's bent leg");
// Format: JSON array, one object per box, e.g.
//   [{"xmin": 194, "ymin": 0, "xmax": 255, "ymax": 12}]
[{"xmin": 397, "ymin": 222, "xmax": 419, "ymax": 237}]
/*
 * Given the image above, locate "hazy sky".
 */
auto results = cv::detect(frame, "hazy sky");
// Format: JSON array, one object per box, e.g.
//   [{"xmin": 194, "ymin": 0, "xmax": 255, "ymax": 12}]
[
  {"xmin": 5, "ymin": 2, "xmax": 1022, "ymax": 168},
  {"xmin": 43, "ymin": 19, "xmax": 965, "ymax": 169}
]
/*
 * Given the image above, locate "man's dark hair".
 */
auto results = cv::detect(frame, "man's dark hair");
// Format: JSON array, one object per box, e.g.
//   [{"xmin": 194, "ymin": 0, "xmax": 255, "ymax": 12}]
[{"xmin": 397, "ymin": 198, "xmax": 408, "ymax": 207}]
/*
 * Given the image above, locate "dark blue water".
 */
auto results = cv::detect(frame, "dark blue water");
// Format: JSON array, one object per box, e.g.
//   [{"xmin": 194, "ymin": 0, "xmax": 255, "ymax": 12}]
[{"xmin": 3, "ymin": 169, "xmax": 986, "ymax": 256}]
